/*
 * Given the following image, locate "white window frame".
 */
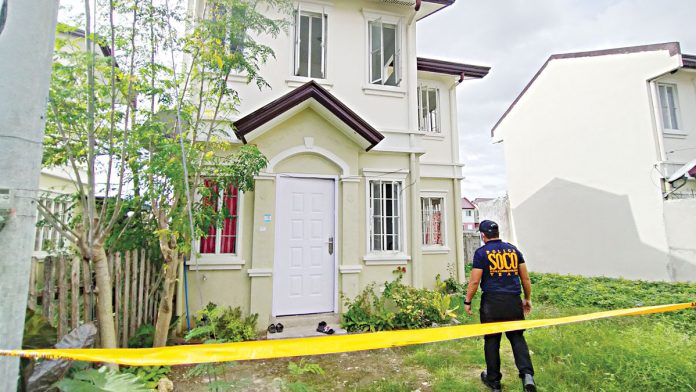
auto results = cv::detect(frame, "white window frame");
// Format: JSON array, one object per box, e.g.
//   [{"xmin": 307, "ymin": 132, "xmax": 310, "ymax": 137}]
[
  {"xmin": 293, "ymin": 4, "xmax": 327, "ymax": 79},
  {"xmin": 33, "ymin": 192, "xmax": 72, "ymax": 259},
  {"xmin": 657, "ymin": 82, "xmax": 682, "ymax": 133},
  {"xmin": 417, "ymin": 84, "xmax": 441, "ymax": 133},
  {"xmin": 362, "ymin": 10, "xmax": 405, "ymax": 94},
  {"xmin": 421, "ymin": 190, "xmax": 449, "ymax": 253},
  {"xmin": 363, "ymin": 168, "xmax": 410, "ymax": 264},
  {"xmin": 194, "ymin": 182, "xmax": 245, "ymax": 268}
]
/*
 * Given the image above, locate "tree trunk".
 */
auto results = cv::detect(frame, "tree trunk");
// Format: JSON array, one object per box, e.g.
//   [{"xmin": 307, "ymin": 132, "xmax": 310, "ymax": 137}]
[
  {"xmin": 153, "ymin": 251, "xmax": 179, "ymax": 347},
  {"xmin": 91, "ymin": 243, "xmax": 118, "ymax": 368},
  {"xmin": 82, "ymin": 257, "xmax": 92, "ymax": 322}
]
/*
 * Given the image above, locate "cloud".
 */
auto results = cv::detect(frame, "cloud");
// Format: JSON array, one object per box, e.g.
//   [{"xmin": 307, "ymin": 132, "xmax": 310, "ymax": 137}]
[{"xmin": 418, "ymin": 0, "xmax": 696, "ymax": 198}]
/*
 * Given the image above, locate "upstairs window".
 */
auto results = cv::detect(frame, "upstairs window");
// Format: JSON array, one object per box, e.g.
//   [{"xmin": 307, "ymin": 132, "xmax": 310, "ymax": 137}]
[
  {"xmin": 421, "ymin": 197, "xmax": 444, "ymax": 246},
  {"xmin": 35, "ymin": 194, "xmax": 71, "ymax": 254},
  {"xmin": 368, "ymin": 19, "xmax": 401, "ymax": 86},
  {"xmin": 369, "ymin": 180, "xmax": 402, "ymax": 252},
  {"xmin": 418, "ymin": 85, "xmax": 440, "ymax": 133},
  {"xmin": 657, "ymin": 83, "xmax": 681, "ymax": 131},
  {"xmin": 294, "ymin": 6, "xmax": 326, "ymax": 79},
  {"xmin": 199, "ymin": 179, "xmax": 240, "ymax": 255}
]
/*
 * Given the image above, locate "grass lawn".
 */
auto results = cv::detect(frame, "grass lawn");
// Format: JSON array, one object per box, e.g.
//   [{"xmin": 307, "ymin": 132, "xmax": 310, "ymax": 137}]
[{"xmin": 169, "ymin": 274, "xmax": 696, "ymax": 391}]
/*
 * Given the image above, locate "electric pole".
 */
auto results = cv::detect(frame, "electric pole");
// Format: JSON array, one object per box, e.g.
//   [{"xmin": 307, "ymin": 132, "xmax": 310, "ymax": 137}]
[{"xmin": 0, "ymin": 1, "xmax": 60, "ymax": 390}]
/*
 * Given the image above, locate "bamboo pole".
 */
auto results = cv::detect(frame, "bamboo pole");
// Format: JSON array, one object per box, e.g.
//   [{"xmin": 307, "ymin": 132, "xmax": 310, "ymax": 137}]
[
  {"xmin": 130, "ymin": 250, "xmax": 138, "ymax": 337},
  {"xmin": 121, "ymin": 251, "xmax": 130, "ymax": 347},
  {"xmin": 42, "ymin": 256, "xmax": 53, "ymax": 322},
  {"xmin": 114, "ymin": 252, "xmax": 121, "ymax": 345},
  {"xmin": 58, "ymin": 255, "xmax": 68, "ymax": 338},
  {"xmin": 137, "ymin": 250, "xmax": 145, "ymax": 327},
  {"xmin": 71, "ymin": 256, "xmax": 80, "ymax": 329},
  {"xmin": 27, "ymin": 257, "xmax": 38, "ymax": 311},
  {"xmin": 81, "ymin": 257, "xmax": 92, "ymax": 322},
  {"xmin": 143, "ymin": 257, "xmax": 151, "ymax": 324}
]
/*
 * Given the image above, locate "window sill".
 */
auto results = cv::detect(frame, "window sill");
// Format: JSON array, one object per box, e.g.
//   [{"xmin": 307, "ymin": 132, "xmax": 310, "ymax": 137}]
[
  {"xmin": 422, "ymin": 133, "xmax": 445, "ymax": 140},
  {"xmin": 188, "ymin": 254, "xmax": 245, "ymax": 270},
  {"xmin": 663, "ymin": 130, "xmax": 688, "ymax": 139},
  {"xmin": 228, "ymin": 73, "xmax": 249, "ymax": 84},
  {"xmin": 362, "ymin": 85, "xmax": 407, "ymax": 98},
  {"xmin": 286, "ymin": 77, "xmax": 333, "ymax": 90},
  {"xmin": 423, "ymin": 246, "xmax": 450, "ymax": 254},
  {"xmin": 363, "ymin": 253, "xmax": 410, "ymax": 265}
]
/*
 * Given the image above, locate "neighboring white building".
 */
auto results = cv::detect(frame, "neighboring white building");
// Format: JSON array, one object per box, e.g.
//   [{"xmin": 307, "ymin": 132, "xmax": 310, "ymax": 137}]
[
  {"xmin": 492, "ymin": 43, "xmax": 696, "ymax": 282},
  {"xmin": 461, "ymin": 197, "xmax": 476, "ymax": 231}
]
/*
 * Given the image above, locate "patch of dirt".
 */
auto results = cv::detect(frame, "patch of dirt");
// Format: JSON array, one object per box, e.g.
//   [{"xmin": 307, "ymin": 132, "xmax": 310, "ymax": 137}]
[{"xmin": 168, "ymin": 347, "xmax": 434, "ymax": 391}]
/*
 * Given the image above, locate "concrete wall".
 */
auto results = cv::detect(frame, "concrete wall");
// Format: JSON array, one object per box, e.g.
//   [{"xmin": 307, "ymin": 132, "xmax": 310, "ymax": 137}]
[
  {"xmin": 663, "ymin": 199, "xmax": 696, "ymax": 281},
  {"xmin": 497, "ymin": 48, "xmax": 685, "ymax": 281}
]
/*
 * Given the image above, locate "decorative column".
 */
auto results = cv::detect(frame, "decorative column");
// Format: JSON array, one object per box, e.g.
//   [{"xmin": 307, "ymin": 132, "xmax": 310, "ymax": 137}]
[
  {"xmin": 248, "ymin": 173, "xmax": 276, "ymax": 324},
  {"xmin": 339, "ymin": 176, "xmax": 362, "ymax": 309}
]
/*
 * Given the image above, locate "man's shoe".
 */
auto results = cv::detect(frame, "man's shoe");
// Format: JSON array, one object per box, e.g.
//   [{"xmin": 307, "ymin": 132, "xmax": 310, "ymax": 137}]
[
  {"xmin": 521, "ymin": 374, "xmax": 536, "ymax": 392},
  {"xmin": 480, "ymin": 371, "xmax": 502, "ymax": 392}
]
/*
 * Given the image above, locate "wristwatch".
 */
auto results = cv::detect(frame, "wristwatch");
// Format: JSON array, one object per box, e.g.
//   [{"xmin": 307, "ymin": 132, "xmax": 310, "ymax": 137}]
[{"xmin": 464, "ymin": 300, "xmax": 472, "ymax": 305}]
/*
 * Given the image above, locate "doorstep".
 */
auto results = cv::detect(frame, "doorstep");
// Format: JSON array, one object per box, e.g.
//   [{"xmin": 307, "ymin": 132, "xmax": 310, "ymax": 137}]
[{"xmin": 266, "ymin": 312, "xmax": 347, "ymax": 340}]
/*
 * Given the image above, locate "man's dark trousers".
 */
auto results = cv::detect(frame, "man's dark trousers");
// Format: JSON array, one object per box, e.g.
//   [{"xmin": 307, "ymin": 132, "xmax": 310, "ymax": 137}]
[{"xmin": 480, "ymin": 292, "xmax": 534, "ymax": 382}]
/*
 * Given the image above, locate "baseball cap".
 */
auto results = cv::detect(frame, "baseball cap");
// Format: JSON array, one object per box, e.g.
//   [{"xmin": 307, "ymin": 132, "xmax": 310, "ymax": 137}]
[{"xmin": 479, "ymin": 220, "xmax": 499, "ymax": 236}]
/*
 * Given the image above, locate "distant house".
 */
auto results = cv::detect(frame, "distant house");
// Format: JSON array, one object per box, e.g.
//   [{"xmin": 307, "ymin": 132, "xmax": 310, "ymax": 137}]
[
  {"xmin": 493, "ymin": 43, "xmax": 696, "ymax": 282},
  {"xmin": 461, "ymin": 197, "xmax": 476, "ymax": 231}
]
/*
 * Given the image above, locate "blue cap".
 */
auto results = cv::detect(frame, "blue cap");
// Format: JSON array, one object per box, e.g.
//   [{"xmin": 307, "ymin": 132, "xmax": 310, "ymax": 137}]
[{"xmin": 479, "ymin": 220, "xmax": 499, "ymax": 236}]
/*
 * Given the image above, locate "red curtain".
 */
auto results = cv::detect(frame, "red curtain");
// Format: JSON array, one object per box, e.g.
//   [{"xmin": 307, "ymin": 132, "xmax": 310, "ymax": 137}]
[
  {"xmin": 220, "ymin": 186, "xmax": 238, "ymax": 254},
  {"xmin": 199, "ymin": 179, "xmax": 218, "ymax": 254}
]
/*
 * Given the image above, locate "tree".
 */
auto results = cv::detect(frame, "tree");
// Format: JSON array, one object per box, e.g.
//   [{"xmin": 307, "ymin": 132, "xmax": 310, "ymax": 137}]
[{"xmin": 42, "ymin": 0, "xmax": 291, "ymax": 351}]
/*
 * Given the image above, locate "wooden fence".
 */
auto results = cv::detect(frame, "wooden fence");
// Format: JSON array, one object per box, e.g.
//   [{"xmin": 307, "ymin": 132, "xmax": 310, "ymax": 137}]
[{"xmin": 27, "ymin": 249, "xmax": 162, "ymax": 347}]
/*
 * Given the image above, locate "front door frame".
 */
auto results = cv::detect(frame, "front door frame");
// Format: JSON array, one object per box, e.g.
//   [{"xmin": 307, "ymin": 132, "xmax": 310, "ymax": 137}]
[{"xmin": 272, "ymin": 173, "xmax": 339, "ymax": 316}]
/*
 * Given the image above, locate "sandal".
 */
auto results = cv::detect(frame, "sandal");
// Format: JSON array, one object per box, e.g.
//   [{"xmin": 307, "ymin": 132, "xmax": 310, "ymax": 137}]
[
  {"xmin": 267, "ymin": 324, "xmax": 277, "ymax": 334},
  {"xmin": 316, "ymin": 321, "xmax": 334, "ymax": 335},
  {"xmin": 276, "ymin": 323, "xmax": 284, "ymax": 333}
]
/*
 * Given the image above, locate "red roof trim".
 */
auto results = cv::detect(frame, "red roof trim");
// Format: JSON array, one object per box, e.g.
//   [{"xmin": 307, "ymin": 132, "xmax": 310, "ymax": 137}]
[{"xmin": 233, "ymin": 81, "xmax": 385, "ymax": 151}]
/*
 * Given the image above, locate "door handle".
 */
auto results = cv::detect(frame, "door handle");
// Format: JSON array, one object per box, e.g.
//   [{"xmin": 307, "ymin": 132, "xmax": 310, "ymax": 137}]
[{"xmin": 327, "ymin": 236, "xmax": 334, "ymax": 255}]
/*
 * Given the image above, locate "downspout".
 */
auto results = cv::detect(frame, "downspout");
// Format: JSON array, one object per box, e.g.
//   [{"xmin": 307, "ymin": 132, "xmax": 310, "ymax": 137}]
[
  {"xmin": 407, "ymin": 9, "xmax": 422, "ymax": 288},
  {"xmin": 449, "ymin": 77, "xmax": 466, "ymax": 282}
]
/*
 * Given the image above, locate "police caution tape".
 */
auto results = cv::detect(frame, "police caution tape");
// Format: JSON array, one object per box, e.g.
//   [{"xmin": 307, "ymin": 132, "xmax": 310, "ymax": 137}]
[{"xmin": 1, "ymin": 302, "xmax": 693, "ymax": 366}]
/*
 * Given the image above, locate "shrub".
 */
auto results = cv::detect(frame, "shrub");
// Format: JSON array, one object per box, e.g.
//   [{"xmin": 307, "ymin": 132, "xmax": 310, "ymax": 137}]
[
  {"xmin": 185, "ymin": 302, "xmax": 258, "ymax": 343},
  {"xmin": 128, "ymin": 324, "xmax": 155, "ymax": 348},
  {"xmin": 54, "ymin": 366, "xmax": 149, "ymax": 391},
  {"xmin": 122, "ymin": 366, "xmax": 171, "ymax": 390},
  {"xmin": 341, "ymin": 277, "xmax": 459, "ymax": 332}
]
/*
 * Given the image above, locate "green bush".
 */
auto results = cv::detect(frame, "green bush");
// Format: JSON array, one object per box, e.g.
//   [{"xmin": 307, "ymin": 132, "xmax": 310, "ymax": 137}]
[
  {"xmin": 341, "ymin": 277, "xmax": 459, "ymax": 332},
  {"xmin": 127, "ymin": 324, "xmax": 155, "ymax": 348},
  {"xmin": 530, "ymin": 272, "xmax": 696, "ymax": 333},
  {"xmin": 184, "ymin": 302, "xmax": 258, "ymax": 343},
  {"xmin": 122, "ymin": 366, "xmax": 171, "ymax": 389}
]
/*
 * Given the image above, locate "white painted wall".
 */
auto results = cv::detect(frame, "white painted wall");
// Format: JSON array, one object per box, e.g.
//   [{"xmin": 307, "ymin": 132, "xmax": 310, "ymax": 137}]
[{"xmin": 496, "ymin": 48, "xmax": 689, "ymax": 281}]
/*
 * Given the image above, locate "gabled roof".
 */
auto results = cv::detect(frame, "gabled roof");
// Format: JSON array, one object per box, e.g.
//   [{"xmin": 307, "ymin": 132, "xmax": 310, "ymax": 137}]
[
  {"xmin": 233, "ymin": 81, "xmax": 385, "ymax": 151},
  {"xmin": 491, "ymin": 42, "xmax": 694, "ymax": 137},
  {"xmin": 461, "ymin": 197, "xmax": 476, "ymax": 209},
  {"xmin": 417, "ymin": 57, "xmax": 490, "ymax": 82}
]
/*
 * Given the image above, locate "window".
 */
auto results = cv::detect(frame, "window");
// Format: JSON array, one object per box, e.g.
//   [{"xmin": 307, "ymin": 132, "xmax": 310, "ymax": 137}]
[
  {"xmin": 294, "ymin": 7, "xmax": 326, "ymax": 78},
  {"xmin": 211, "ymin": 3, "xmax": 246, "ymax": 54},
  {"xmin": 465, "ymin": 210, "xmax": 472, "ymax": 217},
  {"xmin": 369, "ymin": 180, "xmax": 402, "ymax": 251},
  {"xmin": 418, "ymin": 85, "xmax": 440, "ymax": 133},
  {"xmin": 421, "ymin": 197, "xmax": 444, "ymax": 246},
  {"xmin": 658, "ymin": 83, "xmax": 681, "ymax": 131},
  {"xmin": 368, "ymin": 19, "xmax": 401, "ymax": 86},
  {"xmin": 34, "ymin": 195, "xmax": 71, "ymax": 253},
  {"xmin": 199, "ymin": 179, "xmax": 240, "ymax": 255}
]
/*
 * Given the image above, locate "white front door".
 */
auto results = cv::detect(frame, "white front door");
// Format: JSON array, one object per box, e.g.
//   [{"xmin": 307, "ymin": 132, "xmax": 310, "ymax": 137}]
[{"xmin": 273, "ymin": 176, "xmax": 335, "ymax": 316}]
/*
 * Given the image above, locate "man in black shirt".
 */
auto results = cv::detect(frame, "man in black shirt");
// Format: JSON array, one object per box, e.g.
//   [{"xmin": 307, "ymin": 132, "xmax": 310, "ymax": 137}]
[{"xmin": 464, "ymin": 220, "xmax": 536, "ymax": 392}]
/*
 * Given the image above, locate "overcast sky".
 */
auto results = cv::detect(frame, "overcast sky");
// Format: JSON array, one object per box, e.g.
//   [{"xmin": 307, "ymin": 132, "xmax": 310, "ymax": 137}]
[{"xmin": 416, "ymin": 0, "xmax": 696, "ymax": 200}]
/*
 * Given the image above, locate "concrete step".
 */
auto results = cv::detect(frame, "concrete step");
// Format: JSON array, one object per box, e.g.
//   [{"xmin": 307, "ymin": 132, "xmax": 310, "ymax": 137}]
[{"xmin": 265, "ymin": 312, "xmax": 344, "ymax": 340}]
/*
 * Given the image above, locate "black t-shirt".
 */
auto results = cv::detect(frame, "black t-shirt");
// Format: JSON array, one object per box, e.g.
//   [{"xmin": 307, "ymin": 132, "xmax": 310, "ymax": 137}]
[{"xmin": 472, "ymin": 239, "xmax": 525, "ymax": 295}]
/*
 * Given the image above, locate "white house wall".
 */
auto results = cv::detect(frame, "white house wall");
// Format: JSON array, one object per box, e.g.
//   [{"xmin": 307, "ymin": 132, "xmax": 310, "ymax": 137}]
[{"xmin": 497, "ymin": 49, "xmax": 683, "ymax": 281}]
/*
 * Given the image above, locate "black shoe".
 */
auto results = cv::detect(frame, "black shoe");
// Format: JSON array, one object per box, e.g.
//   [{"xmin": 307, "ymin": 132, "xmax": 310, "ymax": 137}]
[
  {"xmin": 480, "ymin": 371, "xmax": 502, "ymax": 392},
  {"xmin": 521, "ymin": 374, "xmax": 536, "ymax": 392}
]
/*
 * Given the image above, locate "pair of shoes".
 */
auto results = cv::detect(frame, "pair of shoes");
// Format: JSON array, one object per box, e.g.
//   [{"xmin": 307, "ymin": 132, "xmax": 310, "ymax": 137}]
[
  {"xmin": 267, "ymin": 323, "xmax": 284, "ymax": 334},
  {"xmin": 316, "ymin": 321, "xmax": 335, "ymax": 334},
  {"xmin": 521, "ymin": 374, "xmax": 536, "ymax": 392},
  {"xmin": 480, "ymin": 371, "xmax": 502, "ymax": 392}
]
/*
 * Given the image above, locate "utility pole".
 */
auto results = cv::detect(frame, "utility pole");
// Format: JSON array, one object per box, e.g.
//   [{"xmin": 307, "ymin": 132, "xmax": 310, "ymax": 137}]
[{"xmin": 0, "ymin": 1, "xmax": 60, "ymax": 390}]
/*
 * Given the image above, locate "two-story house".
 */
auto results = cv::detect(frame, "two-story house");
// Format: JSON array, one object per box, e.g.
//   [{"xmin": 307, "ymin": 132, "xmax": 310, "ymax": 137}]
[
  {"xmin": 461, "ymin": 196, "xmax": 476, "ymax": 231},
  {"xmin": 492, "ymin": 43, "xmax": 696, "ymax": 282},
  {"xmin": 183, "ymin": 0, "xmax": 490, "ymax": 324}
]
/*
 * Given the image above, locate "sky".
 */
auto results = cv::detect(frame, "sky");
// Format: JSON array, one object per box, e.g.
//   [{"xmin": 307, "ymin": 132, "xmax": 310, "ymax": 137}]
[{"xmin": 416, "ymin": 0, "xmax": 696, "ymax": 200}]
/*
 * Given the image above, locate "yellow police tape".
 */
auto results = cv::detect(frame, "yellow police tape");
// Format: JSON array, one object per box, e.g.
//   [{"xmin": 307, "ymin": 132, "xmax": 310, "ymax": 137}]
[{"xmin": 1, "ymin": 302, "xmax": 693, "ymax": 366}]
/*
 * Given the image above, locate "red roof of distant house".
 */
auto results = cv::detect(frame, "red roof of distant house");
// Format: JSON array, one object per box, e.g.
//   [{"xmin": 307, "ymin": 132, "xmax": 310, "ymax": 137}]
[{"xmin": 461, "ymin": 197, "xmax": 476, "ymax": 209}]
